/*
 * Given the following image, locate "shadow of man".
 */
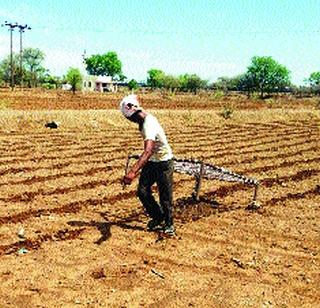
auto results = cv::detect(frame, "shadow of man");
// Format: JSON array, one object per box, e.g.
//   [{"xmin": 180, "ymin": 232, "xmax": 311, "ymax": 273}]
[
  {"xmin": 67, "ymin": 210, "xmax": 145, "ymax": 245},
  {"xmin": 67, "ymin": 220, "xmax": 111, "ymax": 245}
]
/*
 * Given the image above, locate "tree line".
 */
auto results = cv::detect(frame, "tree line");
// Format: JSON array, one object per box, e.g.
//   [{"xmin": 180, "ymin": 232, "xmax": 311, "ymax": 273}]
[
  {"xmin": 1, "ymin": 48, "xmax": 320, "ymax": 98},
  {"xmin": 0, "ymin": 47, "xmax": 65, "ymax": 89}
]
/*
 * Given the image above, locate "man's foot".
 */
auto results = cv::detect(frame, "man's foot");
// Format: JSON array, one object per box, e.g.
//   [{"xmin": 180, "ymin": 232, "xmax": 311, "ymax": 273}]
[
  {"xmin": 163, "ymin": 225, "xmax": 176, "ymax": 236},
  {"xmin": 147, "ymin": 218, "xmax": 164, "ymax": 231}
]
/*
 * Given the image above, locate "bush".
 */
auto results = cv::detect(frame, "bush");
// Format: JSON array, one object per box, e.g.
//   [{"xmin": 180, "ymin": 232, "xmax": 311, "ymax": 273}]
[
  {"xmin": 251, "ymin": 92, "xmax": 260, "ymax": 100},
  {"xmin": 220, "ymin": 105, "xmax": 233, "ymax": 119},
  {"xmin": 211, "ymin": 90, "xmax": 224, "ymax": 100},
  {"xmin": 292, "ymin": 85, "xmax": 313, "ymax": 98},
  {"xmin": 42, "ymin": 83, "xmax": 55, "ymax": 90},
  {"xmin": 128, "ymin": 79, "xmax": 139, "ymax": 91}
]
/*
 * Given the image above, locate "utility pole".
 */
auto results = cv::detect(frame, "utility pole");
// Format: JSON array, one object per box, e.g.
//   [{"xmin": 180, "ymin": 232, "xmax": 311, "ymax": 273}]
[
  {"xmin": 17, "ymin": 24, "xmax": 31, "ymax": 88},
  {"xmin": 2, "ymin": 21, "xmax": 18, "ymax": 90}
]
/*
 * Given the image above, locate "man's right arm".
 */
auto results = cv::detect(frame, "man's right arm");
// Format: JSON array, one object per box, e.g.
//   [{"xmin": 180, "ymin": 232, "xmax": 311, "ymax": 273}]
[{"xmin": 123, "ymin": 139, "xmax": 155, "ymax": 185}]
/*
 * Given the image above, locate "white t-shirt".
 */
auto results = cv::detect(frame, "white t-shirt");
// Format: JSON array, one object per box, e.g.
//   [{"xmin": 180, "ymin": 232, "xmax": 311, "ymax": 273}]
[{"xmin": 141, "ymin": 114, "xmax": 173, "ymax": 162}]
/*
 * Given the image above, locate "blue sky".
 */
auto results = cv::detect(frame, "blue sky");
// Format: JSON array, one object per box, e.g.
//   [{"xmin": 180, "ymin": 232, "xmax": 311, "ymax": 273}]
[{"xmin": 1, "ymin": 0, "xmax": 319, "ymax": 84}]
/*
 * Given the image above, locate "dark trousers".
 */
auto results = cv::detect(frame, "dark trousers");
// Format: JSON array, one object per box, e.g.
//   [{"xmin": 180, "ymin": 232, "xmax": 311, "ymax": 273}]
[{"xmin": 137, "ymin": 159, "xmax": 174, "ymax": 226}]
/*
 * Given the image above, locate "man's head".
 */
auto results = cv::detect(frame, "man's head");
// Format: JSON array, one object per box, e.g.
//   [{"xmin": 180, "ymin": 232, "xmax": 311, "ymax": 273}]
[{"xmin": 119, "ymin": 94, "xmax": 142, "ymax": 121}]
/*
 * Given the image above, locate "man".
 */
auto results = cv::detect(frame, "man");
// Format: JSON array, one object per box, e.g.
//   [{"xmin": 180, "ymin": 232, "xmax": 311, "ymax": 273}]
[{"xmin": 120, "ymin": 94, "xmax": 175, "ymax": 236}]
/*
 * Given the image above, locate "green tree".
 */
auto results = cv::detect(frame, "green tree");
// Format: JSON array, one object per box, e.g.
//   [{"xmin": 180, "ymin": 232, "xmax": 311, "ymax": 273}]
[
  {"xmin": 179, "ymin": 73, "xmax": 207, "ymax": 94},
  {"xmin": 163, "ymin": 75, "xmax": 180, "ymax": 92},
  {"xmin": 0, "ymin": 53, "xmax": 22, "ymax": 86},
  {"xmin": 238, "ymin": 73, "xmax": 255, "ymax": 98},
  {"xmin": 308, "ymin": 71, "xmax": 320, "ymax": 85},
  {"xmin": 213, "ymin": 75, "xmax": 242, "ymax": 94},
  {"xmin": 23, "ymin": 48, "xmax": 46, "ymax": 87},
  {"xmin": 147, "ymin": 69, "xmax": 165, "ymax": 89},
  {"xmin": 66, "ymin": 67, "xmax": 82, "ymax": 94},
  {"xmin": 128, "ymin": 79, "xmax": 139, "ymax": 91},
  {"xmin": 246, "ymin": 56, "xmax": 291, "ymax": 98},
  {"xmin": 0, "ymin": 69, "xmax": 3, "ymax": 85},
  {"xmin": 84, "ymin": 51, "xmax": 122, "ymax": 78},
  {"xmin": 0, "ymin": 49, "xmax": 47, "ymax": 88},
  {"xmin": 41, "ymin": 73, "xmax": 62, "ymax": 89},
  {"xmin": 308, "ymin": 71, "xmax": 320, "ymax": 95}
]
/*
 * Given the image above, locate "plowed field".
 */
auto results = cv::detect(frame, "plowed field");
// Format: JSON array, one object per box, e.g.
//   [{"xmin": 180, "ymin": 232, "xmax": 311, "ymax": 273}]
[{"xmin": 0, "ymin": 109, "xmax": 319, "ymax": 307}]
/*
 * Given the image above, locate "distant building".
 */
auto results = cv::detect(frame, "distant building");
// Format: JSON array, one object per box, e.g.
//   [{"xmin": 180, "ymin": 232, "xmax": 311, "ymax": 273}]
[
  {"xmin": 82, "ymin": 75, "xmax": 96, "ymax": 92},
  {"xmin": 82, "ymin": 75, "xmax": 116, "ymax": 93},
  {"xmin": 62, "ymin": 83, "xmax": 72, "ymax": 91}
]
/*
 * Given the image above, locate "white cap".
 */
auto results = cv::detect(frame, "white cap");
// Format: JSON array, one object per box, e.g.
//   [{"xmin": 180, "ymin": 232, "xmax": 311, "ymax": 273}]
[{"xmin": 119, "ymin": 94, "xmax": 142, "ymax": 118}]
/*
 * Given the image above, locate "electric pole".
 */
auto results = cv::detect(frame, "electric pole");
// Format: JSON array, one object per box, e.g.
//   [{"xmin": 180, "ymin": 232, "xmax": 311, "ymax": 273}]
[
  {"xmin": 17, "ymin": 24, "xmax": 31, "ymax": 88},
  {"xmin": 2, "ymin": 21, "xmax": 18, "ymax": 90}
]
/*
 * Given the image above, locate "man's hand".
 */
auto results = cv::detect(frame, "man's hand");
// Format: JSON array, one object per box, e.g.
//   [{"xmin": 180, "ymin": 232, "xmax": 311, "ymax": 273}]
[
  {"xmin": 122, "ymin": 170, "xmax": 136, "ymax": 186},
  {"xmin": 122, "ymin": 141, "xmax": 155, "ymax": 188}
]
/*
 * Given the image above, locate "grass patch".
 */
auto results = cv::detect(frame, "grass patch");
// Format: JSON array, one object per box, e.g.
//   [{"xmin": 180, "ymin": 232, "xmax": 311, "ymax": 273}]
[
  {"xmin": 265, "ymin": 98, "xmax": 276, "ymax": 106},
  {"xmin": 0, "ymin": 99, "xmax": 11, "ymax": 109}
]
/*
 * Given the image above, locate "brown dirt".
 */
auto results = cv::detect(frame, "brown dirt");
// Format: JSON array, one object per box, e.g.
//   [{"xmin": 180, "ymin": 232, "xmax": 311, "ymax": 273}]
[
  {"xmin": 0, "ymin": 88, "xmax": 318, "ymax": 110},
  {"xmin": 0, "ymin": 103, "xmax": 319, "ymax": 307}
]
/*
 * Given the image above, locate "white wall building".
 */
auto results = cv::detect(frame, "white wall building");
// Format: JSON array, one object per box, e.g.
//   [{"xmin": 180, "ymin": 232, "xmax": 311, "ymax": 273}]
[{"xmin": 82, "ymin": 75, "xmax": 116, "ymax": 92}]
